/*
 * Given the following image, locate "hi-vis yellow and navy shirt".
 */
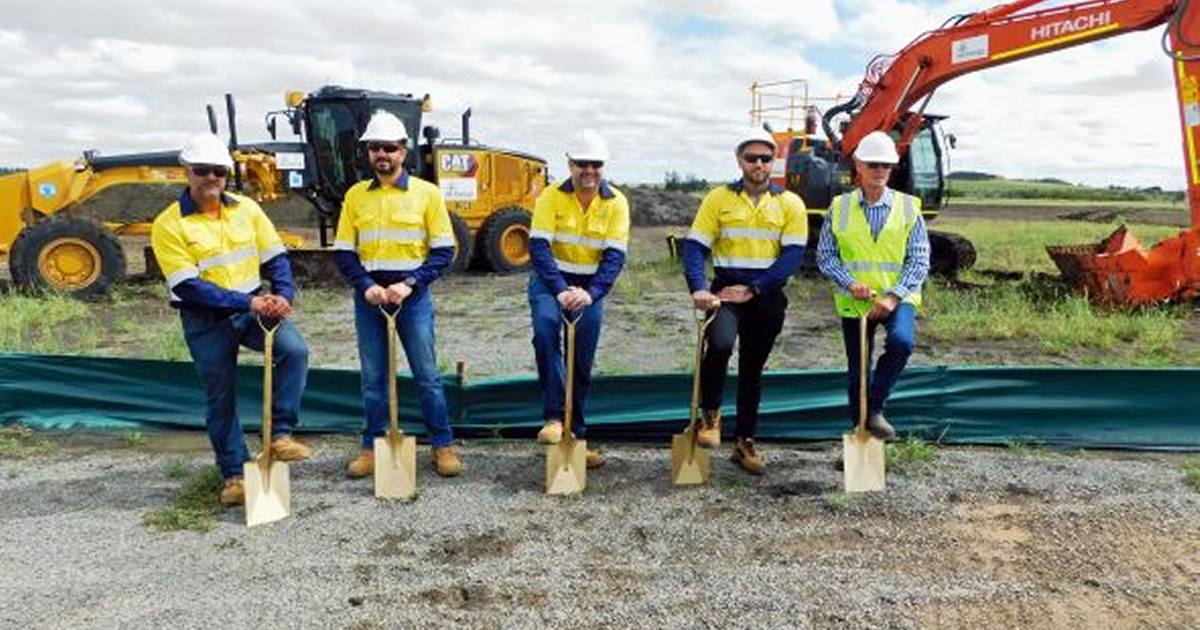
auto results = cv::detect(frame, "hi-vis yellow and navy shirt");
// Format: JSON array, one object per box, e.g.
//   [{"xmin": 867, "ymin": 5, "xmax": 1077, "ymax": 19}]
[
  {"xmin": 682, "ymin": 180, "xmax": 808, "ymax": 294},
  {"xmin": 332, "ymin": 171, "xmax": 456, "ymax": 293},
  {"xmin": 528, "ymin": 178, "xmax": 630, "ymax": 300},
  {"xmin": 151, "ymin": 190, "xmax": 293, "ymax": 313}
]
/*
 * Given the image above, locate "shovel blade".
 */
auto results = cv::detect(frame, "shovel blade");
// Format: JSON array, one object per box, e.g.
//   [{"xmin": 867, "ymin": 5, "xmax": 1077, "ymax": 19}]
[
  {"xmin": 843, "ymin": 430, "xmax": 886, "ymax": 493},
  {"xmin": 545, "ymin": 438, "xmax": 587, "ymax": 495},
  {"xmin": 243, "ymin": 458, "xmax": 291, "ymax": 527},
  {"xmin": 670, "ymin": 432, "xmax": 710, "ymax": 485},
  {"xmin": 374, "ymin": 434, "xmax": 417, "ymax": 500}
]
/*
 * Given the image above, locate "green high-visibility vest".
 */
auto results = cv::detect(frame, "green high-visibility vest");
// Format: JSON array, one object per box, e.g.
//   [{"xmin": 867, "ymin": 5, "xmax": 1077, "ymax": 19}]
[{"xmin": 829, "ymin": 189, "xmax": 922, "ymax": 318}]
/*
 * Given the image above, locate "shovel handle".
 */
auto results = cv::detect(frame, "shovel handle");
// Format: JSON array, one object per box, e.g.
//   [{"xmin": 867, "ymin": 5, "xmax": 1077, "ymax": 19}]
[
  {"xmin": 687, "ymin": 307, "xmax": 719, "ymax": 433},
  {"xmin": 256, "ymin": 316, "xmax": 278, "ymax": 466},
  {"xmin": 561, "ymin": 312, "xmax": 578, "ymax": 436},
  {"xmin": 857, "ymin": 314, "xmax": 869, "ymax": 432},
  {"xmin": 380, "ymin": 306, "xmax": 402, "ymax": 440}
]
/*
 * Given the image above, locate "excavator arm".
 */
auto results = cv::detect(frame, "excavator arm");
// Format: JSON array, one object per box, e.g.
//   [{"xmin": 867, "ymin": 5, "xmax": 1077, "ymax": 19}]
[{"xmin": 829, "ymin": 0, "xmax": 1200, "ymax": 304}]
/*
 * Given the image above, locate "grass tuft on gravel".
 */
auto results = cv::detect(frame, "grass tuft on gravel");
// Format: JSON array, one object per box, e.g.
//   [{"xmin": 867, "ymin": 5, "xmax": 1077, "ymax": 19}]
[
  {"xmin": 1183, "ymin": 458, "xmax": 1200, "ymax": 491},
  {"xmin": 1005, "ymin": 437, "xmax": 1050, "ymax": 455},
  {"xmin": 0, "ymin": 424, "xmax": 54, "ymax": 459},
  {"xmin": 143, "ymin": 465, "xmax": 224, "ymax": 533},
  {"xmin": 886, "ymin": 436, "xmax": 938, "ymax": 474}
]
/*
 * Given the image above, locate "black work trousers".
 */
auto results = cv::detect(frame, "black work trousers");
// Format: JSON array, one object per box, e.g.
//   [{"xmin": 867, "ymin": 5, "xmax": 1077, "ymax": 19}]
[{"xmin": 699, "ymin": 290, "xmax": 787, "ymax": 439}]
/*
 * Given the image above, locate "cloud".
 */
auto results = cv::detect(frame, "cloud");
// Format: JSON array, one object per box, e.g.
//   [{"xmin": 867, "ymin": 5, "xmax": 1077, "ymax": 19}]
[
  {"xmin": 52, "ymin": 95, "xmax": 149, "ymax": 118},
  {"xmin": 0, "ymin": 0, "xmax": 1186, "ymax": 190}
]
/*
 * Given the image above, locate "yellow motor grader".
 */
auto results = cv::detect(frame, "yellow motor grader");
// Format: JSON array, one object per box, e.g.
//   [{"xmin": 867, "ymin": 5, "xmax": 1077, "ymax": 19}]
[{"xmin": 0, "ymin": 86, "xmax": 548, "ymax": 297}]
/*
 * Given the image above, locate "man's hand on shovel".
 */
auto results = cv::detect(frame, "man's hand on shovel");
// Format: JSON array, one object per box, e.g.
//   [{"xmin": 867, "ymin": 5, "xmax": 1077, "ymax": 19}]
[
  {"xmin": 385, "ymin": 281, "xmax": 413, "ymax": 306},
  {"xmin": 690, "ymin": 289, "xmax": 720, "ymax": 311}
]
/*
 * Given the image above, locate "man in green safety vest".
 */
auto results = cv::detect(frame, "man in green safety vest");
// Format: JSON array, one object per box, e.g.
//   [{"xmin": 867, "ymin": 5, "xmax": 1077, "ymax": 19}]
[{"xmin": 817, "ymin": 131, "xmax": 930, "ymax": 441}]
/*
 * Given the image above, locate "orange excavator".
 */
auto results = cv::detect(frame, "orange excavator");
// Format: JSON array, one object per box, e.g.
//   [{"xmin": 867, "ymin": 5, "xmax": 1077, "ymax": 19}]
[{"xmin": 820, "ymin": 0, "xmax": 1200, "ymax": 305}]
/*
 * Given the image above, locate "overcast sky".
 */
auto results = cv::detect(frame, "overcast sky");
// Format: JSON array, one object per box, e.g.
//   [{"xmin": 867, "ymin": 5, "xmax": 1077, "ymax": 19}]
[{"xmin": 0, "ymin": 0, "xmax": 1188, "ymax": 189}]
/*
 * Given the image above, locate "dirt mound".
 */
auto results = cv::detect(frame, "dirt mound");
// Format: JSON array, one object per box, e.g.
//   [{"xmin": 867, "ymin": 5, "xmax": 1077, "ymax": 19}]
[{"xmin": 623, "ymin": 186, "xmax": 700, "ymax": 226}]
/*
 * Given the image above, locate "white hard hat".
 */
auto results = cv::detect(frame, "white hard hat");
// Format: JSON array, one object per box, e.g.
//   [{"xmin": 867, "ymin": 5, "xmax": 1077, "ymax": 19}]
[
  {"xmin": 359, "ymin": 110, "xmax": 409, "ymax": 143},
  {"xmin": 736, "ymin": 126, "xmax": 777, "ymax": 155},
  {"xmin": 178, "ymin": 133, "xmax": 233, "ymax": 169},
  {"xmin": 565, "ymin": 128, "xmax": 610, "ymax": 162},
  {"xmin": 854, "ymin": 131, "xmax": 900, "ymax": 163}
]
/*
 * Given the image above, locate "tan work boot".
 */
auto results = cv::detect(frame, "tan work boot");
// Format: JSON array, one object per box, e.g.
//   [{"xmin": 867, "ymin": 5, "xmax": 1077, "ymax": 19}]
[
  {"xmin": 270, "ymin": 435, "xmax": 312, "ymax": 461},
  {"xmin": 731, "ymin": 437, "xmax": 766, "ymax": 475},
  {"xmin": 346, "ymin": 449, "xmax": 374, "ymax": 478},
  {"xmin": 697, "ymin": 409, "xmax": 721, "ymax": 448},
  {"xmin": 433, "ymin": 446, "xmax": 463, "ymax": 477},
  {"xmin": 219, "ymin": 477, "xmax": 245, "ymax": 507},
  {"xmin": 537, "ymin": 419, "xmax": 563, "ymax": 444},
  {"xmin": 586, "ymin": 449, "xmax": 605, "ymax": 469}
]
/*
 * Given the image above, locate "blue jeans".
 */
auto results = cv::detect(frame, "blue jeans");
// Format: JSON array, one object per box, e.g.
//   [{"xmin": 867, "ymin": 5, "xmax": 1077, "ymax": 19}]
[
  {"xmin": 528, "ymin": 276, "xmax": 604, "ymax": 437},
  {"xmin": 181, "ymin": 311, "xmax": 309, "ymax": 480},
  {"xmin": 841, "ymin": 303, "xmax": 916, "ymax": 425},
  {"xmin": 353, "ymin": 288, "xmax": 453, "ymax": 449}
]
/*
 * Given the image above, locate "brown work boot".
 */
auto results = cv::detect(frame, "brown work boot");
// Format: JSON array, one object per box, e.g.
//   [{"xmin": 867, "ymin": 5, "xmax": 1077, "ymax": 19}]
[
  {"xmin": 219, "ymin": 477, "xmax": 245, "ymax": 507},
  {"xmin": 865, "ymin": 412, "xmax": 896, "ymax": 440},
  {"xmin": 731, "ymin": 437, "xmax": 766, "ymax": 475},
  {"xmin": 586, "ymin": 449, "xmax": 605, "ymax": 469},
  {"xmin": 537, "ymin": 419, "xmax": 563, "ymax": 444},
  {"xmin": 433, "ymin": 446, "xmax": 463, "ymax": 477},
  {"xmin": 270, "ymin": 435, "xmax": 312, "ymax": 461},
  {"xmin": 346, "ymin": 449, "xmax": 374, "ymax": 478},
  {"xmin": 697, "ymin": 409, "xmax": 721, "ymax": 448}
]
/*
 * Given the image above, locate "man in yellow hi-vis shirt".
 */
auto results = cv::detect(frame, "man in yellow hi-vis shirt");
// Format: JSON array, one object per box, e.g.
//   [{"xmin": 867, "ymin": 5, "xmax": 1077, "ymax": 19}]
[
  {"xmin": 151, "ymin": 133, "xmax": 311, "ymax": 507},
  {"xmin": 682, "ymin": 127, "xmax": 807, "ymax": 475},
  {"xmin": 334, "ymin": 111, "xmax": 462, "ymax": 479},
  {"xmin": 528, "ymin": 128, "xmax": 630, "ymax": 469}
]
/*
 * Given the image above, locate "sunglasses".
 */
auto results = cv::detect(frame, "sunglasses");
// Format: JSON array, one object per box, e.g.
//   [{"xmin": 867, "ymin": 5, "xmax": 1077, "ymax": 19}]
[
  {"xmin": 864, "ymin": 162, "xmax": 894, "ymax": 170},
  {"xmin": 572, "ymin": 160, "xmax": 604, "ymax": 170},
  {"xmin": 191, "ymin": 165, "xmax": 229, "ymax": 178},
  {"xmin": 366, "ymin": 142, "xmax": 403, "ymax": 154},
  {"xmin": 741, "ymin": 153, "xmax": 774, "ymax": 164}
]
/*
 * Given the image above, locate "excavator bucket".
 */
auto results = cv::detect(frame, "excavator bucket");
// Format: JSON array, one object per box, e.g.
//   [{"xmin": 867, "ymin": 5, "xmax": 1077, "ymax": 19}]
[{"xmin": 1047, "ymin": 225, "xmax": 1200, "ymax": 306}]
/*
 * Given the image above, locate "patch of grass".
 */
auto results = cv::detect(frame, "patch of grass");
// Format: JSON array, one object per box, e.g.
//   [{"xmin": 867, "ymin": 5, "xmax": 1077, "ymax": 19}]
[
  {"xmin": 822, "ymin": 492, "xmax": 852, "ymax": 512},
  {"xmin": 1182, "ymin": 457, "xmax": 1200, "ymax": 490},
  {"xmin": 0, "ymin": 291, "xmax": 102, "ymax": 354},
  {"xmin": 947, "ymin": 177, "xmax": 1185, "ymax": 205},
  {"xmin": 151, "ymin": 324, "xmax": 191, "ymax": 362},
  {"xmin": 123, "ymin": 431, "xmax": 147, "ymax": 447},
  {"xmin": 923, "ymin": 278, "xmax": 1188, "ymax": 365},
  {"xmin": 164, "ymin": 458, "xmax": 190, "ymax": 479},
  {"xmin": 0, "ymin": 424, "xmax": 54, "ymax": 459},
  {"xmin": 142, "ymin": 465, "xmax": 224, "ymax": 533},
  {"xmin": 7, "ymin": 467, "xmax": 21, "ymax": 479},
  {"xmin": 885, "ymin": 435, "xmax": 938, "ymax": 474},
  {"xmin": 932, "ymin": 219, "xmax": 1180, "ymax": 274}
]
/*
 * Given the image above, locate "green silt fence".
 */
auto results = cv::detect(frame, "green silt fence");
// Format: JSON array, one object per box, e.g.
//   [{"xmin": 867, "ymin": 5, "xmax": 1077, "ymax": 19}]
[{"xmin": 1, "ymin": 354, "xmax": 1196, "ymax": 451}]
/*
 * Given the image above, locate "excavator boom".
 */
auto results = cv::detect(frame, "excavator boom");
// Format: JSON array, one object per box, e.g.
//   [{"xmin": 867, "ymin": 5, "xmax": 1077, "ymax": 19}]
[{"xmin": 830, "ymin": 0, "xmax": 1200, "ymax": 304}]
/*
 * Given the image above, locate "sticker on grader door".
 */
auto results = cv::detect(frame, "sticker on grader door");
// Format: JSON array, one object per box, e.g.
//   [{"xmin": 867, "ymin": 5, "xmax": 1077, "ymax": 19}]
[{"xmin": 440, "ymin": 178, "xmax": 478, "ymax": 201}]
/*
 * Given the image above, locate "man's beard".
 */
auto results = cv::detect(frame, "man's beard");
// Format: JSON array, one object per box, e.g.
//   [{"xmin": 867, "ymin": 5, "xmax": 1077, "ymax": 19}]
[{"xmin": 373, "ymin": 160, "xmax": 395, "ymax": 176}]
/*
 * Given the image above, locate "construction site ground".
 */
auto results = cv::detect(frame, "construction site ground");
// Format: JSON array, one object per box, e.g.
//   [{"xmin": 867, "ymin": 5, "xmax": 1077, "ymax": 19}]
[
  {"xmin": 1, "ymin": 433, "xmax": 1197, "ymax": 629},
  {"xmin": 1, "ymin": 191, "xmax": 1199, "ymax": 628}
]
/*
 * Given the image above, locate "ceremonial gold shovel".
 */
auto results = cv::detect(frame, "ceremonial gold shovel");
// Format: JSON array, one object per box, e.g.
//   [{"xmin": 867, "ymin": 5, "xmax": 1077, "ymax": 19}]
[{"xmin": 374, "ymin": 305, "xmax": 417, "ymax": 500}]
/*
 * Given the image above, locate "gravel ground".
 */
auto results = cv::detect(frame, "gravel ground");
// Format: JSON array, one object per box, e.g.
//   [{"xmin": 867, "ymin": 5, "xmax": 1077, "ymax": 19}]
[{"xmin": 2, "ymin": 435, "xmax": 1198, "ymax": 629}]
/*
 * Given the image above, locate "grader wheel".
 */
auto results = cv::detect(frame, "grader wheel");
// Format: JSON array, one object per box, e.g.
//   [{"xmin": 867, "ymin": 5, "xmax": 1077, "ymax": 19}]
[
  {"xmin": 478, "ymin": 207, "xmax": 532, "ymax": 273},
  {"xmin": 9, "ymin": 215, "xmax": 126, "ymax": 298},
  {"xmin": 448, "ymin": 211, "xmax": 472, "ymax": 273}
]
